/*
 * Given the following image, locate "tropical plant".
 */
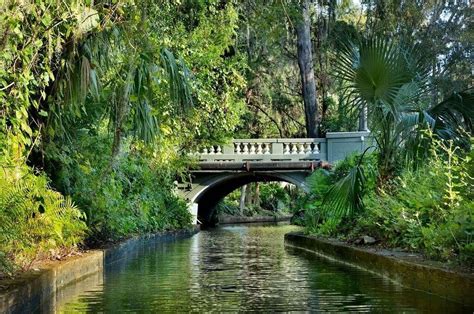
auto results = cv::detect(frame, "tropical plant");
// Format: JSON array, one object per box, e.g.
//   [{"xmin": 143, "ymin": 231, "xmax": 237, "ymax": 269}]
[
  {"xmin": 358, "ymin": 137, "xmax": 474, "ymax": 264},
  {"xmin": 47, "ymin": 22, "xmax": 193, "ymax": 161},
  {"xmin": 318, "ymin": 37, "xmax": 472, "ymax": 221},
  {"xmin": 335, "ymin": 38, "xmax": 430, "ymax": 181},
  {"xmin": 303, "ymin": 152, "xmax": 377, "ymax": 234},
  {"xmin": 0, "ymin": 160, "xmax": 87, "ymax": 275},
  {"xmin": 428, "ymin": 89, "xmax": 474, "ymax": 144}
]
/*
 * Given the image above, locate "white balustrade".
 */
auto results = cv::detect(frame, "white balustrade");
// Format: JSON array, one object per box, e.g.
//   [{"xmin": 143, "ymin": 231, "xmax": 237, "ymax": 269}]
[
  {"xmin": 312, "ymin": 143, "xmax": 319, "ymax": 154},
  {"xmin": 298, "ymin": 143, "xmax": 305, "ymax": 154},
  {"xmin": 235, "ymin": 142, "xmax": 241, "ymax": 154},
  {"xmin": 190, "ymin": 131, "xmax": 371, "ymax": 164},
  {"xmin": 194, "ymin": 138, "xmax": 326, "ymax": 162},
  {"xmin": 291, "ymin": 143, "xmax": 298, "ymax": 154}
]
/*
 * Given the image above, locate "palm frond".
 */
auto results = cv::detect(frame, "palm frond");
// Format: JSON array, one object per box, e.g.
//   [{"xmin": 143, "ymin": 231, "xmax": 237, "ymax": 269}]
[
  {"xmin": 160, "ymin": 49, "xmax": 193, "ymax": 112},
  {"xmin": 322, "ymin": 164, "xmax": 366, "ymax": 219},
  {"xmin": 335, "ymin": 37, "xmax": 428, "ymax": 117},
  {"xmin": 428, "ymin": 89, "xmax": 474, "ymax": 139}
]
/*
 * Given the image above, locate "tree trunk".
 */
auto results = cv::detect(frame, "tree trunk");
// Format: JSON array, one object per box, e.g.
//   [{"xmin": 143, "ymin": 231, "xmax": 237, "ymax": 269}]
[
  {"xmin": 111, "ymin": 125, "xmax": 122, "ymax": 159},
  {"xmin": 252, "ymin": 182, "xmax": 260, "ymax": 207},
  {"xmin": 239, "ymin": 185, "xmax": 247, "ymax": 216},
  {"xmin": 296, "ymin": 0, "xmax": 319, "ymax": 138},
  {"xmin": 245, "ymin": 183, "xmax": 253, "ymax": 207},
  {"xmin": 111, "ymin": 100, "xmax": 126, "ymax": 161},
  {"xmin": 358, "ymin": 105, "xmax": 368, "ymax": 131}
]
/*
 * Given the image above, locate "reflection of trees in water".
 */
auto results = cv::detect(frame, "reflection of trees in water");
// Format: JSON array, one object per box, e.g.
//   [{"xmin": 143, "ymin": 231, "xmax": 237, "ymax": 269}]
[
  {"xmin": 286, "ymin": 247, "xmax": 465, "ymax": 312},
  {"xmin": 60, "ymin": 225, "xmax": 471, "ymax": 312},
  {"xmin": 64, "ymin": 239, "xmax": 195, "ymax": 312},
  {"xmin": 189, "ymin": 225, "xmax": 314, "ymax": 311}
]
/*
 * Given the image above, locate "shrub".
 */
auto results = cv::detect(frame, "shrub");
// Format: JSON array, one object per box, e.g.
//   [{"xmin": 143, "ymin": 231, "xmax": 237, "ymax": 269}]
[
  {"xmin": 0, "ymin": 165, "xmax": 87, "ymax": 276},
  {"xmin": 46, "ymin": 134, "xmax": 192, "ymax": 243},
  {"xmin": 303, "ymin": 139, "xmax": 473, "ymax": 266},
  {"xmin": 352, "ymin": 139, "xmax": 473, "ymax": 265},
  {"xmin": 303, "ymin": 152, "xmax": 377, "ymax": 235}
]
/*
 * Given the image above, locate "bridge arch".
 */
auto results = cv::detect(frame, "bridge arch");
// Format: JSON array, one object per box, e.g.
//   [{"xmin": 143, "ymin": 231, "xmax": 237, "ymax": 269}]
[
  {"xmin": 185, "ymin": 171, "xmax": 310, "ymax": 226},
  {"xmin": 180, "ymin": 132, "xmax": 371, "ymax": 225}
]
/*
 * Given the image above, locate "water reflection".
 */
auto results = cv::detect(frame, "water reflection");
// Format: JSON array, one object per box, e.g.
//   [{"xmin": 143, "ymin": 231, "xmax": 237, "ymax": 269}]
[{"xmin": 58, "ymin": 223, "xmax": 471, "ymax": 313}]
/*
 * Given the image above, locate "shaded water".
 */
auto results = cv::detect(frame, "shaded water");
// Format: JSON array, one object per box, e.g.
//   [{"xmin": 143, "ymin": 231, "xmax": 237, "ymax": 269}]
[{"xmin": 59, "ymin": 224, "xmax": 470, "ymax": 313}]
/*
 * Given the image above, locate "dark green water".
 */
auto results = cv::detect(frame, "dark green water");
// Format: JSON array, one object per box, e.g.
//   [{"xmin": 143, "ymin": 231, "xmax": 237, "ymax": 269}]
[{"xmin": 59, "ymin": 224, "xmax": 470, "ymax": 313}]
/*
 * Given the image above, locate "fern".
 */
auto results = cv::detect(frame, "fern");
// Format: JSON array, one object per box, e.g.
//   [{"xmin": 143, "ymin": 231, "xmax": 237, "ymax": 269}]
[{"xmin": 0, "ymin": 164, "xmax": 87, "ymax": 276}]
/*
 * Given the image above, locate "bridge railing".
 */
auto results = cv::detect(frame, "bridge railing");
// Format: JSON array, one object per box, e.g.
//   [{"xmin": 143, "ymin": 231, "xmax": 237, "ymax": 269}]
[
  {"xmin": 194, "ymin": 131, "xmax": 371, "ymax": 163},
  {"xmin": 197, "ymin": 138, "xmax": 326, "ymax": 162}
]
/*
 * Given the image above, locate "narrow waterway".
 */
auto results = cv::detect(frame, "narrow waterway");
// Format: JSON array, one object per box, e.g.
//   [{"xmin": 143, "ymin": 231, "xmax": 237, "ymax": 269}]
[{"xmin": 59, "ymin": 223, "xmax": 468, "ymax": 312}]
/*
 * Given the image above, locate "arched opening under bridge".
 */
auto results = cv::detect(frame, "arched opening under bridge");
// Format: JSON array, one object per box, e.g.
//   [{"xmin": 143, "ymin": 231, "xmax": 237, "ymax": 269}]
[{"xmin": 187, "ymin": 171, "xmax": 310, "ymax": 226}]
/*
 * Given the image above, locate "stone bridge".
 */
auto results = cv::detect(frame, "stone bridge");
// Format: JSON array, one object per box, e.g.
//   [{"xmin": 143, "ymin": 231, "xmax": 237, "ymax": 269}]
[{"xmin": 179, "ymin": 131, "xmax": 371, "ymax": 225}]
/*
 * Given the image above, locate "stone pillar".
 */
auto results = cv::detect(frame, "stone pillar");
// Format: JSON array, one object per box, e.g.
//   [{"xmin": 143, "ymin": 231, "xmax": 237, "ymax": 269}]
[
  {"xmin": 326, "ymin": 131, "xmax": 371, "ymax": 163},
  {"xmin": 272, "ymin": 142, "xmax": 283, "ymax": 155},
  {"xmin": 223, "ymin": 144, "xmax": 234, "ymax": 154},
  {"xmin": 189, "ymin": 203, "xmax": 199, "ymax": 225}
]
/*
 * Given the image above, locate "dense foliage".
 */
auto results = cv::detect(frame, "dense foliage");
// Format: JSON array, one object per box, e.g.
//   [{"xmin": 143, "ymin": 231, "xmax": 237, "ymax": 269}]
[
  {"xmin": 0, "ymin": 0, "xmax": 245, "ymax": 276},
  {"xmin": 282, "ymin": 1, "xmax": 474, "ymax": 268},
  {"xmin": 304, "ymin": 136, "xmax": 474, "ymax": 265},
  {"xmin": 0, "ymin": 0, "xmax": 472, "ymax": 276},
  {"xmin": 216, "ymin": 182, "xmax": 300, "ymax": 218},
  {"xmin": 0, "ymin": 140, "xmax": 87, "ymax": 273}
]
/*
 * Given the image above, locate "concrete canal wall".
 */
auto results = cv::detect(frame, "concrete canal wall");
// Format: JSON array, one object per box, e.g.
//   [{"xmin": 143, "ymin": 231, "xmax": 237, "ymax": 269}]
[
  {"xmin": 218, "ymin": 214, "xmax": 292, "ymax": 224},
  {"xmin": 285, "ymin": 232, "xmax": 474, "ymax": 307},
  {"xmin": 0, "ymin": 227, "xmax": 199, "ymax": 313}
]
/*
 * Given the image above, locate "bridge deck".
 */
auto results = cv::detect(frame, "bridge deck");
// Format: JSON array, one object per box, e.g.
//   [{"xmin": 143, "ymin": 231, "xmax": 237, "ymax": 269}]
[{"xmin": 191, "ymin": 161, "xmax": 328, "ymax": 172}]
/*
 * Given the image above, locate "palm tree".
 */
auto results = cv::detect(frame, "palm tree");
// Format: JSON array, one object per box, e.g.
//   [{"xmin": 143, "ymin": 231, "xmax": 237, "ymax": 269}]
[
  {"xmin": 335, "ymin": 37, "xmax": 430, "ymax": 183},
  {"xmin": 46, "ymin": 22, "xmax": 193, "ymax": 162},
  {"xmin": 320, "ymin": 37, "xmax": 473, "ymax": 219}
]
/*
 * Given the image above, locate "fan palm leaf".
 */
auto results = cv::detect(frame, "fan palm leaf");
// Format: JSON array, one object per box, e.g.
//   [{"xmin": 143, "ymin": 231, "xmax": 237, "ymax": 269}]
[
  {"xmin": 322, "ymin": 164, "xmax": 366, "ymax": 219},
  {"xmin": 428, "ymin": 89, "xmax": 474, "ymax": 141}
]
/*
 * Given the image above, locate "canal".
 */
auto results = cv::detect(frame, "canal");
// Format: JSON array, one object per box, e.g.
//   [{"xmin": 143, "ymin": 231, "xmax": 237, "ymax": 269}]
[{"xmin": 59, "ymin": 223, "xmax": 468, "ymax": 312}]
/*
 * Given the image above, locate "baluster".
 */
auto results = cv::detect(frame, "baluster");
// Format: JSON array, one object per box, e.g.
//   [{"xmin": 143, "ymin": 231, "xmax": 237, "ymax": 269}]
[
  {"xmin": 304, "ymin": 143, "xmax": 312, "ymax": 154},
  {"xmin": 242, "ymin": 143, "xmax": 249, "ymax": 154},
  {"xmin": 263, "ymin": 143, "xmax": 271, "ymax": 154},
  {"xmin": 298, "ymin": 143, "xmax": 305, "ymax": 154},
  {"xmin": 312, "ymin": 143, "xmax": 320, "ymax": 154},
  {"xmin": 216, "ymin": 145, "xmax": 222, "ymax": 154},
  {"xmin": 202, "ymin": 147, "xmax": 208, "ymax": 154},
  {"xmin": 235, "ymin": 142, "xmax": 241, "ymax": 154},
  {"xmin": 208, "ymin": 146, "xmax": 215, "ymax": 155},
  {"xmin": 249, "ymin": 143, "xmax": 256, "ymax": 154},
  {"xmin": 256, "ymin": 143, "xmax": 263, "ymax": 154},
  {"xmin": 291, "ymin": 143, "xmax": 298, "ymax": 154},
  {"xmin": 283, "ymin": 143, "xmax": 290, "ymax": 154}
]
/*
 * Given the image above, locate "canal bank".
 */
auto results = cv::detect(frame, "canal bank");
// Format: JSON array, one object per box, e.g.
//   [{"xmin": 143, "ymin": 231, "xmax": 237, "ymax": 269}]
[
  {"xmin": 2, "ymin": 224, "xmax": 472, "ymax": 312},
  {"xmin": 285, "ymin": 232, "xmax": 474, "ymax": 308},
  {"xmin": 0, "ymin": 227, "xmax": 199, "ymax": 313}
]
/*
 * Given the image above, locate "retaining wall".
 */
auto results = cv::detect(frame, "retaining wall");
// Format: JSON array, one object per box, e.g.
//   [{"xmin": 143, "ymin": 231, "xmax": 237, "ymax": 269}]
[
  {"xmin": 285, "ymin": 232, "xmax": 474, "ymax": 308},
  {"xmin": 0, "ymin": 227, "xmax": 199, "ymax": 313},
  {"xmin": 218, "ymin": 215, "xmax": 292, "ymax": 224}
]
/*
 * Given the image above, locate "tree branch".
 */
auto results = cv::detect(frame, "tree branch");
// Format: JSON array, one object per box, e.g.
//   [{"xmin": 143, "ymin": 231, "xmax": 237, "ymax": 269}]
[{"xmin": 247, "ymin": 102, "xmax": 284, "ymax": 137}]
